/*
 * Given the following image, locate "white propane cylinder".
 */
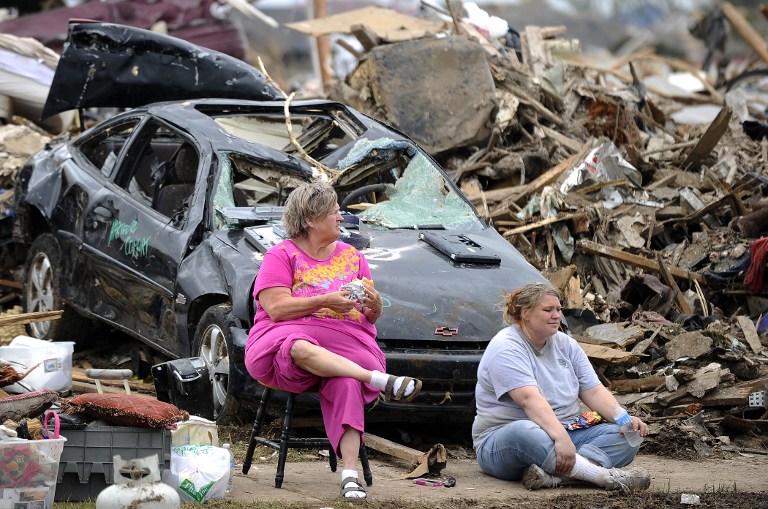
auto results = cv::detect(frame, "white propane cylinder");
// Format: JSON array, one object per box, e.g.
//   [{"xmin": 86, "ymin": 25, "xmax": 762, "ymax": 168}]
[{"xmin": 96, "ymin": 455, "xmax": 180, "ymax": 509}]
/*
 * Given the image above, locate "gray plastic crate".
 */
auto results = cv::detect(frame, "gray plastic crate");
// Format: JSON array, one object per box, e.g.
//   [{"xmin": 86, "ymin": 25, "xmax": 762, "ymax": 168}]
[{"xmin": 54, "ymin": 425, "xmax": 171, "ymax": 502}]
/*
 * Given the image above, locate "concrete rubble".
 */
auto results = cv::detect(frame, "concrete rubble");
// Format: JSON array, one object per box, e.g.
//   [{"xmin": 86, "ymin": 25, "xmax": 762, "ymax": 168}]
[{"xmin": 1, "ymin": 1, "xmax": 767, "ymax": 457}]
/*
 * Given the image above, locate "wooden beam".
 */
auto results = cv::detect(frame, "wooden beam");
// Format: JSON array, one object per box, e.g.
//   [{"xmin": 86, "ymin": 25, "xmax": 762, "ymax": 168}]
[
  {"xmin": 70, "ymin": 380, "xmax": 153, "ymax": 397},
  {"xmin": 502, "ymin": 212, "xmax": 585, "ymax": 237},
  {"xmin": 0, "ymin": 310, "xmax": 62, "ymax": 327},
  {"xmin": 364, "ymin": 433, "xmax": 422, "ymax": 464},
  {"xmin": 0, "ymin": 279, "xmax": 22, "ymax": 290},
  {"xmin": 723, "ymin": 2, "xmax": 768, "ymax": 65},
  {"xmin": 576, "ymin": 239, "xmax": 706, "ymax": 284},
  {"xmin": 656, "ymin": 252, "xmax": 692, "ymax": 314}
]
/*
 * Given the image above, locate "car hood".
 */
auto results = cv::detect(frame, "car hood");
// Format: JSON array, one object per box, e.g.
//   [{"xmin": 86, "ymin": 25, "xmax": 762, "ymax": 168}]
[
  {"xmin": 211, "ymin": 227, "xmax": 546, "ymax": 342},
  {"xmin": 42, "ymin": 21, "xmax": 282, "ymax": 119}
]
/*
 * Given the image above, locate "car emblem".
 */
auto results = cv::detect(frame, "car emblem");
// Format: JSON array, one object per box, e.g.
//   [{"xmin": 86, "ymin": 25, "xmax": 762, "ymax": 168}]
[
  {"xmin": 434, "ymin": 327, "xmax": 458, "ymax": 336},
  {"xmin": 176, "ymin": 293, "xmax": 187, "ymax": 305}
]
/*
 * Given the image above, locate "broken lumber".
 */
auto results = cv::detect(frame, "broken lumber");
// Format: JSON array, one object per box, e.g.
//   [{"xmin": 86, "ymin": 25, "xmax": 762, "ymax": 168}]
[
  {"xmin": 364, "ymin": 432, "xmax": 447, "ymax": 478},
  {"xmin": 0, "ymin": 310, "xmax": 63, "ymax": 327},
  {"xmin": 723, "ymin": 2, "xmax": 768, "ymax": 65},
  {"xmin": 611, "ymin": 376, "xmax": 666, "ymax": 394},
  {"xmin": 577, "ymin": 342, "xmax": 639, "ymax": 365},
  {"xmin": 0, "ymin": 279, "xmax": 21, "ymax": 290},
  {"xmin": 490, "ymin": 152, "xmax": 581, "ymax": 217},
  {"xmin": 736, "ymin": 315, "xmax": 764, "ymax": 354},
  {"xmin": 70, "ymin": 380, "xmax": 153, "ymax": 397},
  {"xmin": 576, "ymin": 239, "xmax": 706, "ymax": 284},
  {"xmin": 502, "ymin": 212, "xmax": 585, "ymax": 237},
  {"xmin": 681, "ymin": 106, "xmax": 732, "ymax": 171},
  {"xmin": 656, "ymin": 252, "xmax": 693, "ymax": 314}
]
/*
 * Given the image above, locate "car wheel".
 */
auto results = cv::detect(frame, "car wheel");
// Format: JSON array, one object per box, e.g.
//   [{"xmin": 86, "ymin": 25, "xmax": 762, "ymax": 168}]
[
  {"xmin": 194, "ymin": 303, "xmax": 240, "ymax": 423},
  {"xmin": 23, "ymin": 234, "xmax": 88, "ymax": 340}
]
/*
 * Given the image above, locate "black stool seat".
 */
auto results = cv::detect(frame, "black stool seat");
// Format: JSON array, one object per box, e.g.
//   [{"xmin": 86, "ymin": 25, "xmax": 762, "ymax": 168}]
[{"xmin": 241, "ymin": 385, "xmax": 373, "ymax": 489}]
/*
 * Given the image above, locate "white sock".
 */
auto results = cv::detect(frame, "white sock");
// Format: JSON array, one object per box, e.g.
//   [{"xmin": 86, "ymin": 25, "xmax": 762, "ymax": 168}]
[
  {"xmin": 369, "ymin": 370, "xmax": 415, "ymax": 397},
  {"xmin": 341, "ymin": 469, "xmax": 364, "ymax": 498},
  {"xmin": 566, "ymin": 455, "xmax": 609, "ymax": 487}
]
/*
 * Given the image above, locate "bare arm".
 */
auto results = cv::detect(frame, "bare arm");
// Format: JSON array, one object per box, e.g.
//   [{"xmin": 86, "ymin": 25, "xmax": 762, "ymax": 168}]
[
  {"xmin": 509, "ymin": 385, "xmax": 576, "ymax": 475},
  {"xmin": 258, "ymin": 286, "xmax": 356, "ymax": 322},
  {"xmin": 580, "ymin": 384, "xmax": 650, "ymax": 435}
]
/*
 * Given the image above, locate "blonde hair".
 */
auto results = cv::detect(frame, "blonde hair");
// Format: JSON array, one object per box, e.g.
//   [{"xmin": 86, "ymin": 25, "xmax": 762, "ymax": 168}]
[
  {"xmin": 282, "ymin": 181, "xmax": 338, "ymax": 239},
  {"xmin": 501, "ymin": 282, "xmax": 561, "ymax": 325}
]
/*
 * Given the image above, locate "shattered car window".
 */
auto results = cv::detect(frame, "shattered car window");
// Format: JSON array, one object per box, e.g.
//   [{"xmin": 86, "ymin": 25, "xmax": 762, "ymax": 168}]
[
  {"xmin": 77, "ymin": 118, "xmax": 140, "ymax": 178},
  {"xmin": 344, "ymin": 138, "xmax": 480, "ymax": 230},
  {"xmin": 210, "ymin": 112, "xmax": 480, "ymax": 232}
]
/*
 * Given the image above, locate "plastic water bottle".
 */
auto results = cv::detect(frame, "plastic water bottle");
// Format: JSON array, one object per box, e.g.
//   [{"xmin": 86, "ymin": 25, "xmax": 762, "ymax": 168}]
[
  {"xmin": 223, "ymin": 443, "xmax": 235, "ymax": 494},
  {"xmin": 611, "ymin": 404, "xmax": 644, "ymax": 447}
]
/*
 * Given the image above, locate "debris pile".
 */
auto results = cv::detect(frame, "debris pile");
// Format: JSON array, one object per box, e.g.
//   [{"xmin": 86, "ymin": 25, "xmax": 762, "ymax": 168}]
[{"xmin": 295, "ymin": 2, "xmax": 768, "ymax": 454}]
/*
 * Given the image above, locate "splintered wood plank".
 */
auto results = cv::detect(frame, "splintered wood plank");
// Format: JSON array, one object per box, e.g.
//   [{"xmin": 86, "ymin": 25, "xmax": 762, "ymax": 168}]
[
  {"xmin": 577, "ymin": 342, "xmax": 639, "ymax": 365},
  {"xmin": 576, "ymin": 240, "xmax": 706, "ymax": 283},
  {"xmin": 657, "ymin": 252, "xmax": 692, "ymax": 314},
  {"xmin": 611, "ymin": 376, "xmax": 666, "ymax": 394},
  {"xmin": 736, "ymin": 315, "xmax": 764, "ymax": 353},
  {"xmin": 0, "ymin": 310, "xmax": 62, "ymax": 326},
  {"xmin": 681, "ymin": 106, "xmax": 732, "ymax": 171}
]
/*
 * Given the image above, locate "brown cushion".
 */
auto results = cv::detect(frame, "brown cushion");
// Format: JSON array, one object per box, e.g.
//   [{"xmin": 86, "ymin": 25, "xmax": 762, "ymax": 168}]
[
  {"xmin": 61, "ymin": 393, "xmax": 188, "ymax": 428},
  {"xmin": 0, "ymin": 390, "xmax": 58, "ymax": 421}
]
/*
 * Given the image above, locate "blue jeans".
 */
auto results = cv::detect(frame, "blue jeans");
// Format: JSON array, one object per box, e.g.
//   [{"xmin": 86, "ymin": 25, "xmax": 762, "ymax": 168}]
[{"xmin": 475, "ymin": 420, "xmax": 640, "ymax": 481}]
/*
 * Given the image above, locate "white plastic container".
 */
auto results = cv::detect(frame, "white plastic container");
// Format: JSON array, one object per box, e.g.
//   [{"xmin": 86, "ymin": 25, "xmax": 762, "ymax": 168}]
[
  {"xmin": 171, "ymin": 415, "xmax": 220, "ymax": 447},
  {"xmin": 0, "ymin": 336, "xmax": 75, "ymax": 392}
]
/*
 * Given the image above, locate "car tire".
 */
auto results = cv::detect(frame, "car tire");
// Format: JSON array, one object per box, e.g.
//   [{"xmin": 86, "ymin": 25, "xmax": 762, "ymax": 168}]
[
  {"xmin": 23, "ymin": 233, "xmax": 89, "ymax": 340},
  {"xmin": 194, "ymin": 303, "xmax": 240, "ymax": 423}
]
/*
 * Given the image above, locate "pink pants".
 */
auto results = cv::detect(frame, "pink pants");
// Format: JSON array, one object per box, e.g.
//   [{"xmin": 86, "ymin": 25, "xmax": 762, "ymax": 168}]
[{"xmin": 245, "ymin": 324, "xmax": 385, "ymax": 455}]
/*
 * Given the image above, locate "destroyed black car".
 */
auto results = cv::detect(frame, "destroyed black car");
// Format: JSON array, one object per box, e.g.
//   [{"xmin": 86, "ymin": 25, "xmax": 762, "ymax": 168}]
[{"xmin": 13, "ymin": 21, "xmax": 547, "ymax": 423}]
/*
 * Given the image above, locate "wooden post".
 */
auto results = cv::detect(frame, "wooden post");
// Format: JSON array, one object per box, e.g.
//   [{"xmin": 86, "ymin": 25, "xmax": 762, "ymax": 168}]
[
  {"xmin": 312, "ymin": 0, "xmax": 333, "ymax": 89},
  {"xmin": 723, "ymin": 2, "xmax": 768, "ymax": 65}
]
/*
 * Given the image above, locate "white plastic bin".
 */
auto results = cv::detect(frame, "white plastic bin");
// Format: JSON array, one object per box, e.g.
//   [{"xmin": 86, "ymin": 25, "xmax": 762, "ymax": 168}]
[{"xmin": 0, "ymin": 336, "xmax": 75, "ymax": 393}]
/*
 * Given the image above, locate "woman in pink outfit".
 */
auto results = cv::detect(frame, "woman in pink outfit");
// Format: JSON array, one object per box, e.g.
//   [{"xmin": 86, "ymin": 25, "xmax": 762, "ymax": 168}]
[{"xmin": 245, "ymin": 181, "xmax": 422, "ymax": 499}]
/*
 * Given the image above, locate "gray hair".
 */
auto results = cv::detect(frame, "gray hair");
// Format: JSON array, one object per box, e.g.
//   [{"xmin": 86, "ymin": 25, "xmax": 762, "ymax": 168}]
[
  {"xmin": 282, "ymin": 181, "xmax": 338, "ymax": 239},
  {"xmin": 501, "ymin": 282, "xmax": 561, "ymax": 325}
]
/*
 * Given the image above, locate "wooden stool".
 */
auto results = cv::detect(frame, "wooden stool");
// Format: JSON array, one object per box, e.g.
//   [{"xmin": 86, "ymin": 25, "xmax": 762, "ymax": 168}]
[{"xmin": 241, "ymin": 385, "xmax": 373, "ymax": 489}]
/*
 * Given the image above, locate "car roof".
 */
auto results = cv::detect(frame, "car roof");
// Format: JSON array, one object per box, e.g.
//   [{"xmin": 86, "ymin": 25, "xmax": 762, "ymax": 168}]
[{"xmin": 140, "ymin": 97, "xmax": 397, "ymax": 155}]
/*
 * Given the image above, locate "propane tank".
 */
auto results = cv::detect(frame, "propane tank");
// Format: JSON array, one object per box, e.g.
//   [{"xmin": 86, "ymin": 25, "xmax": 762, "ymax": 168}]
[{"xmin": 96, "ymin": 455, "xmax": 180, "ymax": 509}]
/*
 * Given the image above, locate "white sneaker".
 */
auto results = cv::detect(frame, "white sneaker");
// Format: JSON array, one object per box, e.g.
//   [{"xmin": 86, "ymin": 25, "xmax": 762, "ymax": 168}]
[{"xmin": 604, "ymin": 467, "xmax": 651, "ymax": 492}]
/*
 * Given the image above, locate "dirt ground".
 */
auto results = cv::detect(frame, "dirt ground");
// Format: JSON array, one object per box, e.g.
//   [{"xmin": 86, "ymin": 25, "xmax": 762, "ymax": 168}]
[
  {"xmin": 220, "ymin": 419, "xmax": 768, "ymax": 509},
  {"xmin": 226, "ymin": 452, "xmax": 768, "ymax": 508}
]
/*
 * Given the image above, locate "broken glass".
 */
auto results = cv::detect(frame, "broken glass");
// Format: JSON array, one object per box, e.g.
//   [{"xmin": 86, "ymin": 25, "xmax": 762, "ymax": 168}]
[{"xmin": 345, "ymin": 138, "xmax": 479, "ymax": 230}]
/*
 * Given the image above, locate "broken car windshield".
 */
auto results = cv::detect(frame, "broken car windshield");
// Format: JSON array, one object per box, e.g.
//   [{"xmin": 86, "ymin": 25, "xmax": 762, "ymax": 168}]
[
  {"xmin": 345, "ymin": 138, "xmax": 480, "ymax": 230},
  {"xmin": 212, "ymin": 126, "xmax": 481, "ymax": 232}
]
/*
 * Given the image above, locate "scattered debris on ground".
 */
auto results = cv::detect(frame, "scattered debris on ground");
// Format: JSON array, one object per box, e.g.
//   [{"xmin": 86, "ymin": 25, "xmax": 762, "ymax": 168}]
[{"xmin": 1, "ymin": 1, "xmax": 767, "ymax": 462}]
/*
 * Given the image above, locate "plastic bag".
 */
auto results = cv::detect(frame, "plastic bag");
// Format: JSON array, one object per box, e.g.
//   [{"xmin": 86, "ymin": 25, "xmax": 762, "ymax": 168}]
[{"xmin": 163, "ymin": 444, "xmax": 230, "ymax": 502}]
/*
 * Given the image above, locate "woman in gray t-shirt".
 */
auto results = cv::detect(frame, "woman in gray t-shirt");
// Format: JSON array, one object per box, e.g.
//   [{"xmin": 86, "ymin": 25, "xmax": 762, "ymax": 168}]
[{"xmin": 472, "ymin": 283, "xmax": 650, "ymax": 492}]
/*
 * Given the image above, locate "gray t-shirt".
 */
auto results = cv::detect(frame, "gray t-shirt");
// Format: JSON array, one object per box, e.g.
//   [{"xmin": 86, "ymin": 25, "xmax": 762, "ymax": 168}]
[{"xmin": 472, "ymin": 325, "xmax": 602, "ymax": 450}]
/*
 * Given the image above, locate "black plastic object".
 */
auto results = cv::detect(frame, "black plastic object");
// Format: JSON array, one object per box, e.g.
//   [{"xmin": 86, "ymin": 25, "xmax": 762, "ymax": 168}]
[
  {"xmin": 419, "ymin": 232, "xmax": 501, "ymax": 265},
  {"xmin": 152, "ymin": 357, "xmax": 212, "ymax": 413},
  {"xmin": 42, "ymin": 21, "xmax": 282, "ymax": 119}
]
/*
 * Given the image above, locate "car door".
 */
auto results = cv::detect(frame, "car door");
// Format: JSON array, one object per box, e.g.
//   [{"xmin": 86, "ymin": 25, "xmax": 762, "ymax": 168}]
[{"xmin": 80, "ymin": 117, "xmax": 204, "ymax": 355}]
